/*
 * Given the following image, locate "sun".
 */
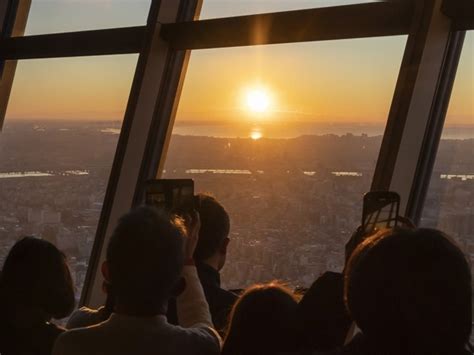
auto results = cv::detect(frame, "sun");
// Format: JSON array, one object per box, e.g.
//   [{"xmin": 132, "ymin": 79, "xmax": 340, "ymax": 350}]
[
  {"xmin": 250, "ymin": 130, "xmax": 263, "ymax": 140},
  {"xmin": 245, "ymin": 87, "xmax": 271, "ymax": 114}
]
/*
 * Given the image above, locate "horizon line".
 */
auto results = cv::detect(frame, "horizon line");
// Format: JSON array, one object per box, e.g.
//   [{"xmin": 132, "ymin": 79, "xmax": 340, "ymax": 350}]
[{"xmin": 4, "ymin": 118, "xmax": 474, "ymax": 127}]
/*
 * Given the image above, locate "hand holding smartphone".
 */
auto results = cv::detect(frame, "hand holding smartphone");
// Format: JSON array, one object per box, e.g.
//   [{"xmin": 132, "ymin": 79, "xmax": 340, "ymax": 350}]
[{"xmin": 144, "ymin": 179, "xmax": 197, "ymax": 215}]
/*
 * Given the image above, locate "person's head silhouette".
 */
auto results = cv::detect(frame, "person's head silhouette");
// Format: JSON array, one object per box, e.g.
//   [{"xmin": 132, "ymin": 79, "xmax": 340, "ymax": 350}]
[{"xmin": 345, "ymin": 228, "xmax": 472, "ymax": 353}]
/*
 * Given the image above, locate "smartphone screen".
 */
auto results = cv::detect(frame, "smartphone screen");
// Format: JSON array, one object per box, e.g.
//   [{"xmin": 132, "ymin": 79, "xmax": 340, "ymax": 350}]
[
  {"xmin": 145, "ymin": 179, "xmax": 194, "ymax": 214},
  {"xmin": 362, "ymin": 191, "xmax": 400, "ymax": 235}
]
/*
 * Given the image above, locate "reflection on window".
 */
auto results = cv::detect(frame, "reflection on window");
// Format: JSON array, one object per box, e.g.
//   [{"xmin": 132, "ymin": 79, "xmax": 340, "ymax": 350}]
[
  {"xmin": 0, "ymin": 55, "xmax": 138, "ymax": 302},
  {"xmin": 18, "ymin": 0, "xmax": 151, "ymax": 36},
  {"xmin": 420, "ymin": 31, "xmax": 473, "ymax": 341},
  {"xmin": 200, "ymin": 0, "xmax": 381, "ymax": 19},
  {"xmin": 163, "ymin": 36, "xmax": 407, "ymax": 289}
]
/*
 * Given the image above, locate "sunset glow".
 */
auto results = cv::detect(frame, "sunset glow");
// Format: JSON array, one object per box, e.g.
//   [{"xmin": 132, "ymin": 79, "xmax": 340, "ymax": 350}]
[
  {"xmin": 3, "ymin": 3, "xmax": 472, "ymax": 126},
  {"xmin": 250, "ymin": 130, "xmax": 263, "ymax": 140},
  {"xmin": 245, "ymin": 88, "xmax": 271, "ymax": 114}
]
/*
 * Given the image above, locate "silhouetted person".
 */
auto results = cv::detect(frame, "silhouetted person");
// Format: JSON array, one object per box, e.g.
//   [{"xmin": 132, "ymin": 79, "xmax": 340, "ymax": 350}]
[
  {"xmin": 342, "ymin": 228, "xmax": 472, "ymax": 355},
  {"xmin": 295, "ymin": 271, "xmax": 352, "ymax": 353},
  {"xmin": 194, "ymin": 194, "xmax": 238, "ymax": 332},
  {"xmin": 53, "ymin": 206, "xmax": 220, "ymax": 355},
  {"xmin": 169, "ymin": 194, "xmax": 238, "ymax": 332},
  {"xmin": 0, "ymin": 237, "xmax": 75, "ymax": 355},
  {"xmin": 222, "ymin": 282, "xmax": 298, "ymax": 355}
]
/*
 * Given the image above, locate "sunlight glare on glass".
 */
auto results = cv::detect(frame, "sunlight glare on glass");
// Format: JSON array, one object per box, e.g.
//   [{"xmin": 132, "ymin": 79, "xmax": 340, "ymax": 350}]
[{"xmin": 246, "ymin": 88, "xmax": 271, "ymax": 114}]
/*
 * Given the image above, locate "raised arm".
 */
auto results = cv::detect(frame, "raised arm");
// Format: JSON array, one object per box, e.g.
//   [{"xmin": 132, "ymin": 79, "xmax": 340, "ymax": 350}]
[{"xmin": 177, "ymin": 211, "xmax": 214, "ymax": 329}]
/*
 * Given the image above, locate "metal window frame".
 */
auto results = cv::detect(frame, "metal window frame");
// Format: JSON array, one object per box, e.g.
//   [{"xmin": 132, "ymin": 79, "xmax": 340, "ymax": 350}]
[
  {"xmin": 442, "ymin": 0, "xmax": 474, "ymax": 30},
  {"xmin": 0, "ymin": 26, "xmax": 147, "ymax": 60},
  {"xmin": 161, "ymin": 2, "xmax": 414, "ymax": 50},
  {"xmin": 406, "ymin": 29, "xmax": 466, "ymax": 223},
  {"xmin": 0, "ymin": 0, "xmax": 472, "ymax": 305},
  {"xmin": 0, "ymin": 2, "xmax": 415, "ymax": 60},
  {"xmin": 0, "ymin": 0, "xmax": 30, "ymax": 130},
  {"xmin": 371, "ymin": 0, "xmax": 468, "ymax": 220},
  {"xmin": 371, "ymin": 0, "xmax": 435, "ymax": 193},
  {"xmin": 82, "ymin": 0, "xmax": 203, "ymax": 307}
]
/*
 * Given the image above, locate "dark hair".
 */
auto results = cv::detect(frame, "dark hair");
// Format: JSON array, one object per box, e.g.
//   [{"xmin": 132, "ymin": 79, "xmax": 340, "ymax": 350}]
[
  {"xmin": 193, "ymin": 194, "xmax": 230, "ymax": 261},
  {"xmin": 345, "ymin": 228, "xmax": 472, "ymax": 352},
  {"xmin": 0, "ymin": 237, "xmax": 75, "ymax": 319},
  {"xmin": 295, "ymin": 272, "xmax": 352, "ymax": 352},
  {"xmin": 222, "ymin": 282, "xmax": 298, "ymax": 355},
  {"xmin": 106, "ymin": 206, "xmax": 185, "ymax": 315}
]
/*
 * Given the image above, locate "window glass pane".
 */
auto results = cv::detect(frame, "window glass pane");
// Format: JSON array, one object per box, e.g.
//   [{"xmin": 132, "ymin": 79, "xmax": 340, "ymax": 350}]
[
  {"xmin": 0, "ymin": 55, "xmax": 138, "ymax": 303},
  {"xmin": 420, "ymin": 31, "xmax": 473, "ymax": 342},
  {"xmin": 17, "ymin": 0, "xmax": 151, "ymax": 36},
  {"xmin": 200, "ymin": 0, "xmax": 381, "ymax": 19},
  {"xmin": 163, "ymin": 36, "xmax": 407, "ymax": 289}
]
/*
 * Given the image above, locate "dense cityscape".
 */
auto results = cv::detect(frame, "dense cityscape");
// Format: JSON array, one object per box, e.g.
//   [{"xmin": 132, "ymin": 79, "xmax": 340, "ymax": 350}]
[{"xmin": 0, "ymin": 120, "xmax": 472, "ymax": 305}]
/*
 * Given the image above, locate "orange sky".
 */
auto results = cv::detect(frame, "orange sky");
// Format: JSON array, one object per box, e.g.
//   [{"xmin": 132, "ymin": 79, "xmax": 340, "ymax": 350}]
[
  {"xmin": 177, "ymin": 36, "xmax": 408, "ymax": 124},
  {"xmin": 4, "ymin": 1, "xmax": 473, "ymax": 125}
]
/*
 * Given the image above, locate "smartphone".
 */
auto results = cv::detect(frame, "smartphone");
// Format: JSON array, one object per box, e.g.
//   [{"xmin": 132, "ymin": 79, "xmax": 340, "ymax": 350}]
[
  {"xmin": 145, "ymin": 179, "xmax": 195, "ymax": 215},
  {"xmin": 362, "ymin": 191, "xmax": 400, "ymax": 235}
]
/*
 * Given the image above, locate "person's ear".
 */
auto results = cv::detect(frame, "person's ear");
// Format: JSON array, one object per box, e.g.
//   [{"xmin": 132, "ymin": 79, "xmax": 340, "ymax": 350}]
[
  {"xmin": 219, "ymin": 237, "xmax": 230, "ymax": 255},
  {"xmin": 171, "ymin": 277, "xmax": 186, "ymax": 298}
]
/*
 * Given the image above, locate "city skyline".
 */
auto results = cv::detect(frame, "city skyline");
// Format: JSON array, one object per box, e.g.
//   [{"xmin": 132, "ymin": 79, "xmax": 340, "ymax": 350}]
[{"xmin": 1, "ymin": 120, "xmax": 472, "ymax": 293}]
